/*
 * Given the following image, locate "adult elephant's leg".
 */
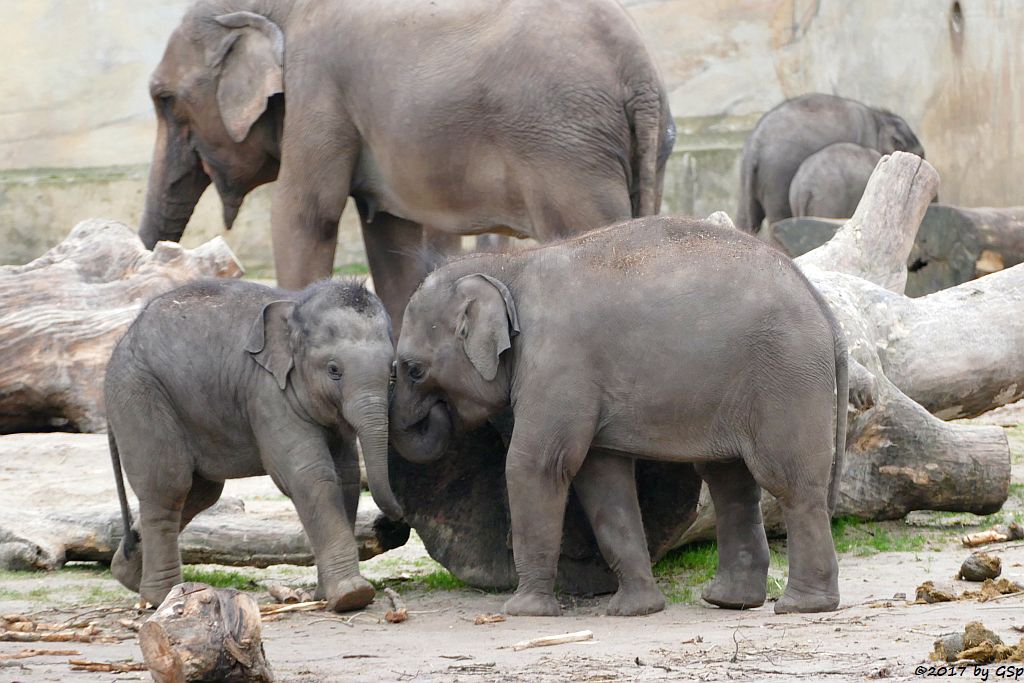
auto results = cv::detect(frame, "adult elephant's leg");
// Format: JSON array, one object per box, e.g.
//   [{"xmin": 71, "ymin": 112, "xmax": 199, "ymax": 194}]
[
  {"xmin": 572, "ymin": 450, "xmax": 665, "ymax": 616},
  {"xmin": 271, "ymin": 112, "xmax": 356, "ymax": 290},
  {"xmin": 422, "ymin": 228, "xmax": 462, "ymax": 259},
  {"xmin": 694, "ymin": 459, "xmax": 770, "ymax": 609},
  {"xmin": 331, "ymin": 436, "xmax": 361, "ymax": 533},
  {"xmin": 359, "ymin": 211, "xmax": 432, "ymax": 336}
]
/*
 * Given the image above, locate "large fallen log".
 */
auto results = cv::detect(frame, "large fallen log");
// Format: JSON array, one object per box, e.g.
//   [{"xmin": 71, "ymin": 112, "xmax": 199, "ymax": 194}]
[
  {"xmin": 767, "ymin": 204, "xmax": 1024, "ymax": 297},
  {"xmin": 0, "ymin": 498, "xmax": 408, "ymax": 572},
  {"xmin": 0, "ymin": 219, "xmax": 243, "ymax": 433}
]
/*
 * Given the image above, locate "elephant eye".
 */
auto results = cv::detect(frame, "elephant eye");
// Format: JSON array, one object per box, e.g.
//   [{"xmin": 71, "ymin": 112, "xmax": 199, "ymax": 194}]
[
  {"xmin": 327, "ymin": 361, "xmax": 342, "ymax": 380},
  {"xmin": 406, "ymin": 362, "xmax": 426, "ymax": 383}
]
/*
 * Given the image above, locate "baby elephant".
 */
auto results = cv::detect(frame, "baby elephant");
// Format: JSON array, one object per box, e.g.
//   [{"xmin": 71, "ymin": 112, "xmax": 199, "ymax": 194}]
[
  {"xmin": 390, "ymin": 216, "xmax": 847, "ymax": 616},
  {"xmin": 106, "ymin": 279, "xmax": 402, "ymax": 611},
  {"xmin": 789, "ymin": 142, "xmax": 882, "ymax": 219}
]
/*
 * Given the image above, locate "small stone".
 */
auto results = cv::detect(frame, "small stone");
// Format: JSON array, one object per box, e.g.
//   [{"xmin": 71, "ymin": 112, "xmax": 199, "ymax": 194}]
[{"xmin": 960, "ymin": 552, "xmax": 1002, "ymax": 581}]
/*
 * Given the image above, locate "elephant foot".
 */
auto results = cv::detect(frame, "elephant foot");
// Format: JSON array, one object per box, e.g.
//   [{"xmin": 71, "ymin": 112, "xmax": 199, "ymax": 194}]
[
  {"xmin": 503, "ymin": 591, "xmax": 562, "ymax": 617},
  {"xmin": 606, "ymin": 582, "xmax": 665, "ymax": 617},
  {"xmin": 110, "ymin": 542, "xmax": 142, "ymax": 593},
  {"xmin": 701, "ymin": 574, "xmax": 767, "ymax": 610},
  {"xmin": 326, "ymin": 576, "xmax": 376, "ymax": 613},
  {"xmin": 774, "ymin": 585, "xmax": 839, "ymax": 614}
]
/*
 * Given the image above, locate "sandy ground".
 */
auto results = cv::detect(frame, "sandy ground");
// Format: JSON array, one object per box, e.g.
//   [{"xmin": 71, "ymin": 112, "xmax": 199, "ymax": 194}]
[{"xmin": 2, "ymin": 415, "xmax": 1024, "ymax": 682}]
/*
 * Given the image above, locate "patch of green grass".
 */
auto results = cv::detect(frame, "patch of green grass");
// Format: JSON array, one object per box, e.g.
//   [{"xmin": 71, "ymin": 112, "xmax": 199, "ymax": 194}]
[
  {"xmin": 831, "ymin": 516, "xmax": 927, "ymax": 555},
  {"xmin": 182, "ymin": 567, "xmax": 259, "ymax": 591},
  {"xmin": 653, "ymin": 542, "xmax": 718, "ymax": 605},
  {"xmin": 333, "ymin": 262, "xmax": 370, "ymax": 276}
]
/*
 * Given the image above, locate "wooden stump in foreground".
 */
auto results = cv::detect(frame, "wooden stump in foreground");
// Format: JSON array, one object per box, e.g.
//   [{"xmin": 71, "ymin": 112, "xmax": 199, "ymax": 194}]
[
  {"xmin": 0, "ymin": 219, "xmax": 243, "ymax": 433},
  {"xmin": 140, "ymin": 583, "xmax": 273, "ymax": 683}
]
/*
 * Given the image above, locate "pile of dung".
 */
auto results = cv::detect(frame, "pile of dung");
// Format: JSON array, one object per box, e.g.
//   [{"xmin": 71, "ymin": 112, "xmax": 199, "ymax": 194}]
[
  {"xmin": 915, "ymin": 581, "xmax": 956, "ymax": 603},
  {"xmin": 915, "ymin": 578, "xmax": 1022, "ymax": 604},
  {"xmin": 931, "ymin": 621, "xmax": 1024, "ymax": 664},
  {"xmin": 962, "ymin": 578, "xmax": 1023, "ymax": 601}
]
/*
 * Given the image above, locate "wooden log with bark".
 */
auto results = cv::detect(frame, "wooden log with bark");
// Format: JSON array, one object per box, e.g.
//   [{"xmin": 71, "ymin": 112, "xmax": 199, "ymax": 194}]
[
  {"xmin": 766, "ymin": 204, "xmax": 1024, "ymax": 297},
  {"xmin": 0, "ymin": 499, "xmax": 409, "ymax": 572},
  {"xmin": 139, "ymin": 583, "xmax": 273, "ymax": 683},
  {"xmin": 392, "ymin": 152, "xmax": 1016, "ymax": 587},
  {"xmin": 0, "ymin": 219, "xmax": 243, "ymax": 433}
]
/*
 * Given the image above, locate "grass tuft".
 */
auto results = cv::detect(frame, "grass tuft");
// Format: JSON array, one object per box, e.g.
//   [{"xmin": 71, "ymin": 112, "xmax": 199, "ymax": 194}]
[
  {"xmin": 182, "ymin": 567, "xmax": 260, "ymax": 591},
  {"xmin": 831, "ymin": 516, "xmax": 927, "ymax": 555}
]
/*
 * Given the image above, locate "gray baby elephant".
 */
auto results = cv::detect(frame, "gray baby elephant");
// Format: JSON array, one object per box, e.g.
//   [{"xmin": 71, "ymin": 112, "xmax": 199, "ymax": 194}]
[
  {"xmin": 390, "ymin": 216, "xmax": 848, "ymax": 617},
  {"xmin": 789, "ymin": 142, "xmax": 882, "ymax": 219},
  {"xmin": 106, "ymin": 278, "xmax": 401, "ymax": 611}
]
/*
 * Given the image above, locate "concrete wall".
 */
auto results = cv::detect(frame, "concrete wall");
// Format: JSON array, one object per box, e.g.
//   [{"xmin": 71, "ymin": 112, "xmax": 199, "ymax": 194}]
[{"xmin": 3, "ymin": 0, "xmax": 1022, "ymax": 270}]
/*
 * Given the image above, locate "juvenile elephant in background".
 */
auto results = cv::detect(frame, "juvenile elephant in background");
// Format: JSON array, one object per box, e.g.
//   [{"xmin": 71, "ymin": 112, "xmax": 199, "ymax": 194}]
[
  {"xmin": 139, "ymin": 0, "xmax": 675, "ymax": 333},
  {"xmin": 789, "ymin": 143, "xmax": 882, "ymax": 219},
  {"xmin": 736, "ymin": 93, "xmax": 924, "ymax": 232},
  {"xmin": 106, "ymin": 279, "xmax": 400, "ymax": 611},
  {"xmin": 389, "ymin": 216, "xmax": 848, "ymax": 617}
]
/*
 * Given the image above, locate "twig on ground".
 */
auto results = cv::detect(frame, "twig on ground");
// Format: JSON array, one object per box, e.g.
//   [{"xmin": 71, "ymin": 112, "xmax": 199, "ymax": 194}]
[
  {"xmin": 511, "ymin": 630, "xmax": 594, "ymax": 652},
  {"xmin": 0, "ymin": 648, "xmax": 79, "ymax": 661},
  {"xmin": 68, "ymin": 659, "xmax": 147, "ymax": 673}
]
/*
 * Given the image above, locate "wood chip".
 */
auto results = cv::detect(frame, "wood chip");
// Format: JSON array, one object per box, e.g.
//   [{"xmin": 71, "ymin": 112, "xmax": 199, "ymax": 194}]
[
  {"xmin": 474, "ymin": 614, "xmax": 506, "ymax": 625},
  {"xmin": 68, "ymin": 659, "xmax": 148, "ymax": 673},
  {"xmin": 384, "ymin": 587, "xmax": 408, "ymax": 623},
  {"xmin": 512, "ymin": 630, "xmax": 594, "ymax": 651},
  {"xmin": 268, "ymin": 584, "xmax": 303, "ymax": 604},
  {"xmin": 0, "ymin": 648, "xmax": 79, "ymax": 661}
]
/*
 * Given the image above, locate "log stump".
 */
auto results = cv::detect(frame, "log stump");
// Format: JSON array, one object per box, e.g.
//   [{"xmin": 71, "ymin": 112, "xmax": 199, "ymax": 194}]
[
  {"xmin": 140, "ymin": 583, "xmax": 273, "ymax": 683},
  {"xmin": 0, "ymin": 219, "xmax": 243, "ymax": 433}
]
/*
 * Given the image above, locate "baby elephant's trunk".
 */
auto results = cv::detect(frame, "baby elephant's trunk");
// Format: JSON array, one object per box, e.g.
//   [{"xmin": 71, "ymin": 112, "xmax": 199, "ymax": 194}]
[{"xmin": 345, "ymin": 394, "xmax": 404, "ymax": 522}]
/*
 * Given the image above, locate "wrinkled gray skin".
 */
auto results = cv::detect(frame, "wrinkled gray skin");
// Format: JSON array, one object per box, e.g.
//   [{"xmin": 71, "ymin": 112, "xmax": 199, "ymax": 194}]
[
  {"xmin": 789, "ymin": 143, "xmax": 882, "ymax": 219},
  {"xmin": 106, "ymin": 279, "xmax": 399, "ymax": 611},
  {"xmin": 390, "ymin": 216, "xmax": 848, "ymax": 617},
  {"xmin": 139, "ymin": 0, "xmax": 675, "ymax": 334},
  {"xmin": 736, "ymin": 93, "xmax": 924, "ymax": 232}
]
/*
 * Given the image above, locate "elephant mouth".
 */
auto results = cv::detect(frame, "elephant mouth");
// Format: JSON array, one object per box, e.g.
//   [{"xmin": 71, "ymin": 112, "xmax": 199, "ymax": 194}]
[{"xmin": 407, "ymin": 399, "xmax": 452, "ymax": 434}]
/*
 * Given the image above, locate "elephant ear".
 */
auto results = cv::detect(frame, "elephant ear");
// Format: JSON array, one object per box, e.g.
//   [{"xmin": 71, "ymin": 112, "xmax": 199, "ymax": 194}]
[
  {"xmin": 244, "ymin": 300, "xmax": 296, "ymax": 390},
  {"xmin": 212, "ymin": 12, "xmax": 285, "ymax": 144},
  {"xmin": 454, "ymin": 274, "xmax": 520, "ymax": 382}
]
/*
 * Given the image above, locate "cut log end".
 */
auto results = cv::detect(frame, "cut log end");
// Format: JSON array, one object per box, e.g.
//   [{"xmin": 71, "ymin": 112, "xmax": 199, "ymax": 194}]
[{"xmin": 139, "ymin": 583, "xmax": 273, "ymax": 683}]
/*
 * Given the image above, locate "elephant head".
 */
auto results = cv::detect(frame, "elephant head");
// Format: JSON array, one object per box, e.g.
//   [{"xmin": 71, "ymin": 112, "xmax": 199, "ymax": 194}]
[
  {"xmin": 139, "ymin": 9, "xmax": 287, "ymax": 248},
  {"xmin": 245, "ymin": 280, "xmax": 404, "ymax": 521},
  {"xmin": 873, "ymin": 109, "xmax": 925, "ymax": 159},
  {"xmin": 390, "ymin": 273, "xmax": 519, "ymax": 464}
]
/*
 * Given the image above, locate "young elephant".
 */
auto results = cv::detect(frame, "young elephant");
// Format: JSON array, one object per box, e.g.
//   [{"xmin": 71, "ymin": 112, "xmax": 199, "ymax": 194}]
[
  {"xmin": 736, "ymin": 93, "xmax": 924, "ymax": 232},
  {"xmin": 788, "ymin": 143, "xmax": 882, "ymax": 219},
  {"xmin": 106, "ymin": 279, "xmax": 401, "ymax": 611},
  {"xmin": 390, "ymin": 216, "xmax": 848, "ymax": 617}
]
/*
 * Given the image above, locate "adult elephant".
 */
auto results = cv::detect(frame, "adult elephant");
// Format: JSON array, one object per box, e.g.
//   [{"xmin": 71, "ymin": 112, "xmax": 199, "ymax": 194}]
[
  {"xmin": 735, "ymin": 93, "xmax": 924, "ymax": 233},
  {"xmin": 140, "ymin": 0, "xmax": 675, "ymax": 332}
]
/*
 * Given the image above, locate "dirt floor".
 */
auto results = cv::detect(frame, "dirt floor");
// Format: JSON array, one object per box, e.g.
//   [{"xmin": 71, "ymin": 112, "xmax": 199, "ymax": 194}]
[{"xmin": 1, "ymin": 407, "xmax": 1023, "ymax": 682}]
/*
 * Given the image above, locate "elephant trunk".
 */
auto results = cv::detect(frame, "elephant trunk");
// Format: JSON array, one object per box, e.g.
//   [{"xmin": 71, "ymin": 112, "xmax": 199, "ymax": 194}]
[
  {"xmin": 345, "ymin": 394, "xmax": 404, "ymax": 522},
  {"xmin": 390, "ymin": 400, "xmax": 452, "ymax": 465},
  {"xmin": 138, "ymin": 118, "xmax": 210, "ymax": 249}
]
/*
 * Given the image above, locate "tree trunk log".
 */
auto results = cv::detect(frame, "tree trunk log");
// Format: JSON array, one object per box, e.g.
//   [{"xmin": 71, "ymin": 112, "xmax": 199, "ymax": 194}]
[
  {"xmin": 0, "ymin": 219, "xmax": 243, "ymax": 433},
  {"xmin": 140, "ymin": 583, "xmax": 273, "ymax": 683},
  {"xmin": 0, "ymin": 499, "xmax": 408, "ymax": 572}
]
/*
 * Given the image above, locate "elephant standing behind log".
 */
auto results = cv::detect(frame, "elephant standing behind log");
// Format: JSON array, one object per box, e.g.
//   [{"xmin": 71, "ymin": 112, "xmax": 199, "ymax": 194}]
[
  {"xmin": 736, "ymin": 93, "xmax": 924, "ymax": 232},
  {"xmin": 390, "ymin": 217, "xmax": 847, "ymax": 616},
  {"xmin": 789, "ymin": 143, "xmax": 882, "ymax": 219},
  {"xmin": 106, "ymin": 279, "xmax": 400, "ymax": 611},
  {"xmin": 140, "ymin": 0, "xmax": 675, "ymax": 333}
]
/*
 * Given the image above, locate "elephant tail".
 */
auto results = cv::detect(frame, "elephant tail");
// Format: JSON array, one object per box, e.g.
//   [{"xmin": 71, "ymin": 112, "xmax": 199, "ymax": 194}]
[
  {"xmin": 627, "ymin": 88, "xmax": 674, "ymax": 217},
  {"xmin": 736, "ymin": 148, "xmax": 766, "ymax": 233},
  {"xmin": 108, "ymin": 426, "xmax": 139, "ymax": 559},
  {"xmin": 827, "ymin": 307, "xmax": 849, "ymax": 516}
]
